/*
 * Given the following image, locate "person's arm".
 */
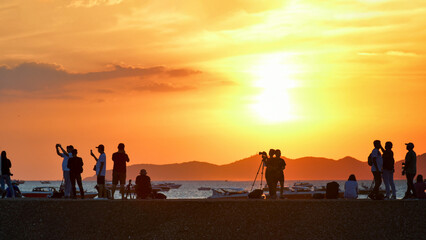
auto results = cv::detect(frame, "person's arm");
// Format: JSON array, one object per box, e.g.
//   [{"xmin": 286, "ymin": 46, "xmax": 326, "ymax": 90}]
[
  {"xmin": 55, "ymin": 145, "xmax": 63, "ymax": 157},
  {"xmin": 126, "ymin": 154, "xmax": 130, "ymax": 162},
  {"xmin": 90, "ymin": 150, "xmax": 98, "ymax": 161},
  {"xmin": 58, "ymin": 145, "xmax": 68, "ymax": 156}
]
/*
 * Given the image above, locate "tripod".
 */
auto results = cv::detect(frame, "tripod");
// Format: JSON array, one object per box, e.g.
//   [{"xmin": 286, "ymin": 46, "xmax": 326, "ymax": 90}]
[{"xmin": 250, "ymin": 159, "xmax": 265, "ymax": 192}]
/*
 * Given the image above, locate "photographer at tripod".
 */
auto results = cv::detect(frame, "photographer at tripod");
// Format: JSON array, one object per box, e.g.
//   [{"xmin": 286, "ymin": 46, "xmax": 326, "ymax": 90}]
[{"xmin": 264, "ymin": 149, "xmax": 281, "ymax": 199}]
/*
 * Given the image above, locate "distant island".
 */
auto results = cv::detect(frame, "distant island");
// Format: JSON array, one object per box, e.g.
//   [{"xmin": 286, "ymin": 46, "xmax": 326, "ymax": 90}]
[{"xmin": 84, "ymin": 153, "xmax": 426, "ymax": 181}]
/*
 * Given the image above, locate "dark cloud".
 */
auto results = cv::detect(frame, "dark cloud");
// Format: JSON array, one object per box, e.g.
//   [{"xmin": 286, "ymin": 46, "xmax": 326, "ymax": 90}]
[
  {"xmin": 0, "ymin": 62, "xmax": 200, "ymax": 92},
  {"xmin": 136, "ymin": 83, "xmax": 196, "ymax": 92}
]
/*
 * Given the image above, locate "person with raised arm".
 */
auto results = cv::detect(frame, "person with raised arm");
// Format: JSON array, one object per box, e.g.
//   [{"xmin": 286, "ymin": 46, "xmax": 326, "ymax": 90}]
[
  {"xmin": 56, "ymin": 144, "xmax": 73, "ymax": 198},
  {"xmin": 91, "ymin": 144, "xmax": 106, "ymax": 199}
]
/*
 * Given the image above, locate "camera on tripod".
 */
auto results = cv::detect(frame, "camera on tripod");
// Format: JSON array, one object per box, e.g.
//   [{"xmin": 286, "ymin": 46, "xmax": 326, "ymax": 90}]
[{"xmin": 402, "ymin": 163, "xmax": 406, "ymax": 176}]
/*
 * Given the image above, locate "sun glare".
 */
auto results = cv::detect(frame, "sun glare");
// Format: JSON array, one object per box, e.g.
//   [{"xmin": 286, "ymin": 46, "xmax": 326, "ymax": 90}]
[{"xmin": 250, "ymin": 54, "xmax": 298, "ymax": 123}]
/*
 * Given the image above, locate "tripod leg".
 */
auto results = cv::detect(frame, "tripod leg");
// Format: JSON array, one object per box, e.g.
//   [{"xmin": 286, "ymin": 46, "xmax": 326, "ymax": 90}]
[{"xmin": 250, "ymin": 161, "xmax": 263, "ymax": 191}]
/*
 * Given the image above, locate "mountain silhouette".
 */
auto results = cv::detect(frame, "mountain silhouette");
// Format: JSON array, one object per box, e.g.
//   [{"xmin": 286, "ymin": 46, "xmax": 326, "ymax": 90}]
[{"xmin": 84, "ymin": 153, "xmax": 426, "ymax": 181}]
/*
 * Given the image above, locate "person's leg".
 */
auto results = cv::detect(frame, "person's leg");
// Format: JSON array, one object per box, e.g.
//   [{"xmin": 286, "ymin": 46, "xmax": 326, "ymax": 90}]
[
  {"xmin": 407, "ymin": 173, "xmax": 416, "ymax": 197},
  {"xmin": 0, "ymin": 176, "xmax": 5, "ymax": 198},
  {"xmin": 383, "ymin": 170, "xmax": 391, "ymax": 198},
  {"xmin": 63, "ymin": 171, "xmax": 71, "ymax": 198},
  {"xmin": 70, "ymin": 172, "xmax": 77, "ymax": 198},
  {"xmin": 120, "ymin": 173, "xmax": 126, "ymax": 200},
  {"xmin": 389, "ymin": 171, "xmax": 396, "ymax": 198},
  {"xmin": 265, "ymin": 176, "xmax": 275, "ymax": 199},
  {"xmin": 77, "ymin": 174, "xmax": 84, "ymax": 199},
  {"xmin": 5, "ymin": 175, "xmax": 15, "ymax": 198},
  {"xmin": 373, "ymin": 171, "xmax": 381, "ymax": 195}
]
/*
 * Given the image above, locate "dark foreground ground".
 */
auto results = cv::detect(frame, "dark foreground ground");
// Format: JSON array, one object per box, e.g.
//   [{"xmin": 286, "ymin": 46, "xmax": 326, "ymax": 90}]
[{"xmin": 0, "ymin": 199, "xmax": 425, "ymax": 240}]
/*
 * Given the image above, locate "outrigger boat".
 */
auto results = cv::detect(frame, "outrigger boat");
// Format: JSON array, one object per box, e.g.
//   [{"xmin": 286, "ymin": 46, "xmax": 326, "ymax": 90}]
[{"xmin": 207, "ymin": 188, "xmax": 249, "ymax": 199}]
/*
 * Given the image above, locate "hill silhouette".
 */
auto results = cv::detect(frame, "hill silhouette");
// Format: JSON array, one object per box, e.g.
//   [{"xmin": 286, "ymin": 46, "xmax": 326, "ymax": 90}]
[{"xmin": 84, "ymin": 153, "xmax": 426, "ymax": 181}]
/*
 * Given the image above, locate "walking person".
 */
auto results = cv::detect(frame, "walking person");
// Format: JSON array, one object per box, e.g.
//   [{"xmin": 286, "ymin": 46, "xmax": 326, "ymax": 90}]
[
  {"xmin": 135, "ymin": 169, "xmax": 152, "ymax": 199},
  {"xmin": 275, "ymin": 149, "xmax": 286, "ymax": 198},
  {"xmin": 111, "ymin": 143, "xmax": 130, "ymax": 200},
  {"xmin": 0, "ymin": 151, "xmax": 15, "ymax": 198},
  {"xmin": 368, "ymin": 140, "xmax": 383, "ymax": 199},
  {"xmin": 67, "ymin": 149, "xmax": 84, "ymax": 199},
  {"xmin": 403, "ymin": 142, "xmax": 417, "ymax": 199},
  {"xmin": 344, "ymin": 174, "xmax": 358, "ymax": 199},
  {"xmin": 381, "ymin": 142, "xmax": 396, "ymax": 199},
  {"xmin": 56, "ymin": 144, "xmax": 73, "ymax": 198},
  {"xmin": 91, "ymin": 144, "xmax": 106, "ymax": 199}
]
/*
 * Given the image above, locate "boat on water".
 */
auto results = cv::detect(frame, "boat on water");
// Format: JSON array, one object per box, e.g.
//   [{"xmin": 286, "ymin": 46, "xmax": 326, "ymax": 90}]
[
  {"xmin": 208, "ymin": 188, "xmax": 249, "ymax": 199},
  {"xmin": 263, "ymin": 182, "xmax": 344, "ymax": 199},
  {"xmin": 12, "ymin": 180, "xmax": 25, "ymax": 185},
  {"xmin": 21, "ymin": 186, "xmax": 97, "ymax": 199},
  {"xmin": 198, "ymin": 187, "xmax": 211, "ymax": 191},
  {"xmin": 40, "ymin": 181, "xmax": 51, "ymax": 184}
]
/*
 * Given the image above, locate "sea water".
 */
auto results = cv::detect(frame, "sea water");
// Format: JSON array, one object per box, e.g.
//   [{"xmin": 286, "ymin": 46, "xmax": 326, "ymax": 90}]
[{"xmin": 16, "ymin": 180, "xmax": 410, "ymax": 199}]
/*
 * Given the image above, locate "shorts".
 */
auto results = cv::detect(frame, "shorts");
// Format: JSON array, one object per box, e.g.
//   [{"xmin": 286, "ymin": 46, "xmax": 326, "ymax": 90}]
[
  {"xmin": 112, "ymin": 171, "xmax": 126, "ymax": 185},
  {"xmin": 97, "ymin": 176, "xmax": 105, "ymax": 185}
]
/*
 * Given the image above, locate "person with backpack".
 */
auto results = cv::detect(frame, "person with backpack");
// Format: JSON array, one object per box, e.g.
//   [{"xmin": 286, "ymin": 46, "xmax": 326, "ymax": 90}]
[
  {"xmin": 67, "ymin": 149, "xmax": 84, "ymax": 199},
  {"xmin": 135, "ymin": 169, "xmax": 152, "ymax": 199},
  {"xmin": 368, "ymin": 140, "xmax": 383, "ymax": 199},
  {"xmin": 381, "ymin": 142, "xmax": 396, "ymax": 200},
  {"xmin": 0, "ymin": 151, "xmax": 15, "ymax": 198},
  {"xmin": 403, "ymin": 142, "xmax": 417, "ymax": 199}
]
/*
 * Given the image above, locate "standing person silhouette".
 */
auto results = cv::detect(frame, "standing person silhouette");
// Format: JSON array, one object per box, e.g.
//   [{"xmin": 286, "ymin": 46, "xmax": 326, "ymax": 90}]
[
  {"xmin": 91, "ymin": 144, "xmax": 106, "ymax": 198},
  {"xmin": 111, "ymin": 143, "xmax": 130, "ymax": 200},
  {"xmin": 403, "ymin": 142, "xmax": 417, "ymax": 199},
  {"xmin": 275, "ymin": 149, "xmax": 286, "ymax": 198},
  {"xmin": 56, "ymin": 144, "xmax": 73, "ymax": 198},
  {"xmin": 381, "ymin": 142, "xmax": 396, "ymax": 199},
  {"xmin": 264, "ymin": 149, "xmax": 279, "ymax": 199},
  {"xmin": 0, "ymin": 151, "xmax": 15, "ymax": 198},
  {"xmin": 368, "ymin": 140, "xmax": 383, "ymax": 199},
  {"xmin": 67, "ymin": 149, "xmax": 84, "ymax": 199}
]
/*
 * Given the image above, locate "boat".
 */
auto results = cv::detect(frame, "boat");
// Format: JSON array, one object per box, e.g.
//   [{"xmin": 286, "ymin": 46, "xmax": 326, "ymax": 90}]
[
  {"xmin": 40, "ymin": 181, "xmax": 51, "ymax": 184},
  {"xmin": 21, "ymin": 186, "xmax": 97, "ymax": 199},
  {"xmin": 207, "ymin": 188, "xmax": 249, "ymax": 199},
  {"xmin": 264, "ymin": 182, "xmax": 344, "ymax": 199},
  {"xmin": 198, "ymin": 187, "xmax": 211, "ymax": 191},
  {"xmin": 12, "ymin": 180, "xmax": 25, "ymax": 185},
  {"xmin": 359, "ymin": 183, "xmax": 386, "ymax": 195}
]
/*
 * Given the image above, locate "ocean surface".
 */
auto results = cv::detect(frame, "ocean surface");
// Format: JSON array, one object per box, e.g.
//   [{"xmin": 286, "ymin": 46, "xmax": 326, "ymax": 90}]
[{"xmin": 15, "ymin": 180, "xmax": 410, "ymax": 199}]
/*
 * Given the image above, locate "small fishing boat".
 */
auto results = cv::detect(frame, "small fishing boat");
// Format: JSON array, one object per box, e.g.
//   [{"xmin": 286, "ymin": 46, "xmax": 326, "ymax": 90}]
[
  {"xmin": 40, "ymin": 181, "xmax": 51, "ymax": 184},
  {"xmin": 208, "ymin": 188, "xmax": 249, "ymax": 199},
  {"xmin": 198, "ymin": 187, "xmax": 211, "ymax": 191},
  {"xmin": 22, "ymin": 186, "xmax": 97, "ymax": 199},
  {"xmin": 12, "ymin": 180, "xmax": 25, "ymax": 185}
]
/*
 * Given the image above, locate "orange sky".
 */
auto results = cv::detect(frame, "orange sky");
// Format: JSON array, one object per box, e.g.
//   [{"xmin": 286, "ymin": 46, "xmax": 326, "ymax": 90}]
[{"xmin": 0, "ymin": 0, "xmax": 425, "ymax": 180}]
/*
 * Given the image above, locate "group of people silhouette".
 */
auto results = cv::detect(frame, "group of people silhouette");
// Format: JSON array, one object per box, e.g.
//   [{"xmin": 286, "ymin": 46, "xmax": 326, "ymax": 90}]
[{"xmin": 261, "ymin": 149, "xmax": 286, "ymax": 199}]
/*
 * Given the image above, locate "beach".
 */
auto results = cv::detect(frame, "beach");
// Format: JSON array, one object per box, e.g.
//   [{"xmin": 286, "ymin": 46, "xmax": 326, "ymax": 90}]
[{"xmin": 0, "ymin": 199, "xmax": 424, "ymax": 240}]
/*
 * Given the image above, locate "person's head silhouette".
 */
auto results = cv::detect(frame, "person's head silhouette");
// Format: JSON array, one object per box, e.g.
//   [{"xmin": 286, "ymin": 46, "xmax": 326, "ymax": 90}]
[
  {"xmin": 405, "ymin": 142, "xmax": 414, "ymax": 151},
  {"xmin": 72, "ymin": 149, "xmax": 78, "ymax": 157},
  {"xmin": 385, "ymin": 142, "xmax": 393, "ymax": 150},
  {"xmin": 275, "ymin": 149, "xmax": 281, "ymax": 158},
  {"xmin": 96, "ymin": 144, "xmax": 105, "ymax": 153},
  {"xmin": 67, "ymin": 145, "xmax": 74, "ymax": 153},
  {"xmin": 269, "ymin": 149, "xmax": 275, "ymax": 158},
  {"xmin": 373, "ymin": 140, "xmax": 381, "ymax": 149},
  {"xmin": 118, "ymin": 143, "xmax": 125, "ymax": 151}
]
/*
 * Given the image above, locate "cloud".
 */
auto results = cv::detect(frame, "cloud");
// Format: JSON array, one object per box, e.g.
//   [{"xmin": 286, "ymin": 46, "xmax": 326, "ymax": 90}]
[
  {"xmin": 386, "ymin": 51, "xmax": 418, "ymax": 57},
  {"xmin": 0, "ymin": 62, "xmax": 200, "ymax": 92},
  {"xmin": 136, "ymin": 82, "xmax": 196, "ymax": 92},
  {"xmin": 68, "ymin": 0, "xmax": 123, "ymax": 8}
]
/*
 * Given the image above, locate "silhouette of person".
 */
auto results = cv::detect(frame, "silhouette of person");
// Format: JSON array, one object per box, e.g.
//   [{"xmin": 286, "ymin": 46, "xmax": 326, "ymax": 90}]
[
  {"xmin": 56, "ymin": 144, "xmax": 73, "ymax": 198},
  {"xmin": 67, "ymin": 149, "xmax": 84, "ymax": 199},
  {"xmin": 381, "ymin": 142, "xmax": 396, "ymax": 199},
  {"xmin": 125, "ymin": 179, "xmax": 133, "ymax": 199},
  {"xmin": 111, "ymin": 143, "xmax": 130, "ymax": 200},
  {"xmin": 344, "ymin": 174, "xmax": 358, "ymax": 199},
  {"xmin": 369, "ymin": 140, "xmax": 383, "ymax": 199},
  {"xmin": 403, "ymin": 142, "xmax": 417, "ymax": 199},
  {"xmin": 0, "ymin": 151, "xmax": 15, "ymax": 198},
  {"xmin": 414, "ymin": 175, "xmax": 426, "ymax": 199},
  {"xmin": 135, "ymin": 169, "xmax": 152, "ymax": 199},
  {"xmin": 264, "ymin": 149, "xmax": 279, "ymax": 199},
  {"xmin": 91, "ymin": 144, "xmax": 106, "ymax": 198},
  {"xmin": 275, "ymin": 149, "xmax": 286, "ymax": 198}
]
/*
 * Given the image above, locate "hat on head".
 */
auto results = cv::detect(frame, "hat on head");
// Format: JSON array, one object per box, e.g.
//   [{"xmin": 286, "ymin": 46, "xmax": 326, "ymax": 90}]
[
  {"xmin": 96, "ymin": 144, "xmax": 104, "ymax": 150},
  {"xmin": 405, "ymin": 142, "xmax": 414, "ymax": 149}
]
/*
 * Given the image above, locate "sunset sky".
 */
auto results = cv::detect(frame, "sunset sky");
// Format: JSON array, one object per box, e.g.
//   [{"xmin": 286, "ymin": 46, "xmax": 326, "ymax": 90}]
[{"xmin": 1, "ymin": 0, "xmax": 425, "ymax": 180}]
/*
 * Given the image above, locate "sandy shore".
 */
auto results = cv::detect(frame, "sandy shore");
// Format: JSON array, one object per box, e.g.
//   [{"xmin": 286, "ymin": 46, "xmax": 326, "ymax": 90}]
[{"xmin": 0, "ymin": 199, "xmax": 425, "ymax": 240}]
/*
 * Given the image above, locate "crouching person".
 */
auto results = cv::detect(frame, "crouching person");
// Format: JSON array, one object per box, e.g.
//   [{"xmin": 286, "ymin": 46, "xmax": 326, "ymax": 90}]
[{"xmin": 135, "ymin": 169, "xmax": 152, "ymax": 199}]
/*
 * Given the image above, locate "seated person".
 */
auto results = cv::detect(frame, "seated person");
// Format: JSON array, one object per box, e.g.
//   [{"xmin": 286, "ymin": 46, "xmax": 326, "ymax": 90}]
[
  {"xmin": 414, "ymin": 175, "xmax": 426, "ymax": 199},
  {"xmin": 135, "ymin": 169, "xmax": 152, "ymax": 199},
  {"xmin": 344, "ymin": 174, "xmax": 358, "ymax": 199}
]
